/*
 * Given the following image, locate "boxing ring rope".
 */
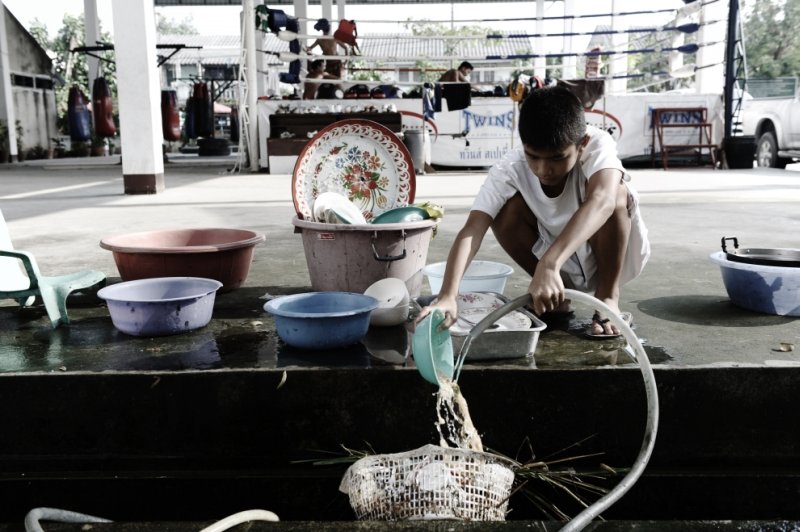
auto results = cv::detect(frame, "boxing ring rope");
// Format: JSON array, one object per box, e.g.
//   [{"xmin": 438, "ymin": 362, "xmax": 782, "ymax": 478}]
[
  {"xmin": 282, "ymin": 0, "xmax": 720, "ymax": 26},
  {"xmin": 276, "ymin": 20, "xmax": 718, "ymax": 42},
  {"xmin": 253, "ymin": 0, "xmax": 723, "ymax": 106}
]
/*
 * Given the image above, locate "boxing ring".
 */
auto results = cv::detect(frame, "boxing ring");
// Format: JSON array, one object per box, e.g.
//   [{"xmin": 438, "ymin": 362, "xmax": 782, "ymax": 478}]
[{"xmin": 249, "ymin": 0, "xmax": 727, "ymax": 172}]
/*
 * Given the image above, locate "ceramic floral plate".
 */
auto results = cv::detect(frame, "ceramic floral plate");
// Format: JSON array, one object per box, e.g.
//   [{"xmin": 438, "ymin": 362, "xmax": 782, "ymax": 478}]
[
  {"xmin": 292, "ymin": 119, "xmax": 416, "ymax": 222},
  {"xmin": 451, "ymin": 292, "xmax": 533, "ymax": 333}
]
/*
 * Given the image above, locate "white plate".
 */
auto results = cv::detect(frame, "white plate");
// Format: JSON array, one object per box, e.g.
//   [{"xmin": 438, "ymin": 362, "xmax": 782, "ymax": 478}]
[
  {"xmin": 450, "ymin": 292, "xmax": 533, "ymax": 333},
  {"xmin": 313, "ymin": 191, "xmax": 367, "ymax": 224}
]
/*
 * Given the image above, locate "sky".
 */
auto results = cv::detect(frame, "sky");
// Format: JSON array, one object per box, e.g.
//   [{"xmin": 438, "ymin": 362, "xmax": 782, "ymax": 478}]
[{"xmin": 2, "ymin": 0, "xmax": 684, "ymax": 41}]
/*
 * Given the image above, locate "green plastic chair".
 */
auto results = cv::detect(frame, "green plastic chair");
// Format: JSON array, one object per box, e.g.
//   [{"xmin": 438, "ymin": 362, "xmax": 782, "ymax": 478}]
[{"xmin": 0, "ymin": 209, "xmax": 106, "ymax": 328}]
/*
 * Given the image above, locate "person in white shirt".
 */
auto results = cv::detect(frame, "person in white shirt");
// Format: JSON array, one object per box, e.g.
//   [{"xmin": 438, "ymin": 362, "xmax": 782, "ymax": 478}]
[{"xmin": 419, "ymin": 86, "xmax": 650, "ymax": 338}]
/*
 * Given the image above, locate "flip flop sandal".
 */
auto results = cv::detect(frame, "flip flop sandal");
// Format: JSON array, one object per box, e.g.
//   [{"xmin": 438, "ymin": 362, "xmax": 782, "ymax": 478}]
[{"xmin": 585, "ymin": 311, "xmax": 633, "ymax": 339}]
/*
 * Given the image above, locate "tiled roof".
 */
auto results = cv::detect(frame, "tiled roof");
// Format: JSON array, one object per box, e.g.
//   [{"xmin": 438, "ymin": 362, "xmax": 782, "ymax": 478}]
[{"xmin": 359, "ymin": 33, "xmax": 533, "ymax": 64}]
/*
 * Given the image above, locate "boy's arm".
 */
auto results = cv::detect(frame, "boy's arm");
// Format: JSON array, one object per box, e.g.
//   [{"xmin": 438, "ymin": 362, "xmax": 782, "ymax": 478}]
[
  {"xmin": 417, "ymin": 210, "xmax": 493, "ymax": 327},
  {"xmin": 529, "ymin": 168, "xmax": 623, "ymax": 314}
]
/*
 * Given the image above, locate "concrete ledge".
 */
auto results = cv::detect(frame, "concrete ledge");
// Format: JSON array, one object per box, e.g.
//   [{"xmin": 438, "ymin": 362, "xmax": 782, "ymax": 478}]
[{"xmin": 1, "ymin": 366, "xmax": 798, "ymax": 521}]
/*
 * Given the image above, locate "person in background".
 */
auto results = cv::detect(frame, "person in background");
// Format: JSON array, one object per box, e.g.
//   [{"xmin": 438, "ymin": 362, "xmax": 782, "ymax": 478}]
[
  {"xmin": 303, "ymin": 59, "xmax": 338, "ymax": 100},
  {"xmin": 305, "ymin": 19, "xmax": 347, "ymax": 78},
  {"xmin": 417, "ymin": 86, "xmax": 650, "ymax": 338},
  {"xmin": 438, "ymin": 61, "xmax": 474, "ymax": 83}
]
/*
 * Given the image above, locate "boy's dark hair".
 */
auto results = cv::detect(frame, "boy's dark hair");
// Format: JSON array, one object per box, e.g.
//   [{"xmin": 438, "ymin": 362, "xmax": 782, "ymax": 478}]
[
  {"xmin": 518, "ymin": 86, "xmax": 586, "ymax": 150},
  {"xmin": 309, "ymin": 59, "xmax": 325, "ymax": 71},
  {"xmin": 458, "ymin": 61, "xmax": 474, "ymax": 71}
]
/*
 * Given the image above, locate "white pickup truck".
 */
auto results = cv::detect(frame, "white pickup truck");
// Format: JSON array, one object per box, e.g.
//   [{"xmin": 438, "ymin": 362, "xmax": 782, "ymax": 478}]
[{"xmin": 740, "ymin": 78, "xmax": 800, "ymax": 168}]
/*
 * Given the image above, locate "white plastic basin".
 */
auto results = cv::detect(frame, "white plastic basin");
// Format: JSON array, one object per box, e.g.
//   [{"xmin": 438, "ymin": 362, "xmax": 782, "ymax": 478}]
[{"xmin": 423, "ymin": 260, "xmax": 514, "ymax": 295}]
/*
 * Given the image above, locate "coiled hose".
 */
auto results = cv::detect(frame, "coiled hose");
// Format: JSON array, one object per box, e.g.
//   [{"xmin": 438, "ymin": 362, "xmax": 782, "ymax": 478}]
[{"xmin": 454, "ymin": 289, "xmax": 659, "ymax": 532}]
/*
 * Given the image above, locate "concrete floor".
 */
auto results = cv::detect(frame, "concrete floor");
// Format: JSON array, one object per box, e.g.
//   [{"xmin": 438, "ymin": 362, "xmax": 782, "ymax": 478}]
[
  {"xmin": 1, "ymin": 158, "xmax": 800, "ymax": 528},
  {"xmin": 0, "ymin": 158, "xmax": 798, "ymax": 369}
]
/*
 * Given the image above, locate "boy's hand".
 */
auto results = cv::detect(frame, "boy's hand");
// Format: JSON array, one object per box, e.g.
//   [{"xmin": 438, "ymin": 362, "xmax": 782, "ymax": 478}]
[
  {"xmin": 529, "ymin": 266, "xmax": 565, "ymax": 315},
  {"xmin": 415, "ymin": 294, "xmax": 458, "ymax": 331}
]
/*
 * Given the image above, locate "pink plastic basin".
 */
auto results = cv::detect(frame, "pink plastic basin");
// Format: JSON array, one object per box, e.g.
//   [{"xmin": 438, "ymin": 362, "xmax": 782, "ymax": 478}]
[{"xmin": 100, "ymin": 228, "xmax": 265, "ymax": 292}]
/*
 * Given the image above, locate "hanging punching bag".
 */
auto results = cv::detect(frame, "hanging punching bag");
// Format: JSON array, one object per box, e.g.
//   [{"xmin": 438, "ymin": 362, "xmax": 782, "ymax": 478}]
[
  {"xmin": 68, "ymin": 86, "xmax": 92, "ymax": 142},
  {"xmin": 92, "ymin": 77, "xmax": 116, "ymax": 137},
  {"xmin": 229, "ymin": 105, "xmax": 239, "ymax": 144},
  {"xmin": 192, "ymin": 83, "xmax": 204, "ymax": 137},
  {"xmin": 193, "ymin": 82, "xmax": 213, "ymax": 138},
  {"xmin": 184, "ymin": 96, "xmax": 196, "ymax": 140},
  {"xmin": 161, "ymin": 90, "xmax": 181, "ymax": 142}
]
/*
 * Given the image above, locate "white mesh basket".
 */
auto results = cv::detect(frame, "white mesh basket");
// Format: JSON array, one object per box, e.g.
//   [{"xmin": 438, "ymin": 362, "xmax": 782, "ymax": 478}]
[{"xmin": 339, "ymin": 444, "xmax": 515, "ymax": 521}]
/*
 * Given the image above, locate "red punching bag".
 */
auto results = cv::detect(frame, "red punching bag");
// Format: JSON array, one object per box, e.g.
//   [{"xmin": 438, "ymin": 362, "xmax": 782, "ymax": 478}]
[
  {"xmin": 161, "ymin": 90, "xmax": 181, "ymax": 142},
  {"xmin": 92, "ymin": 77, "xmax": 116, "ymax": 137}
]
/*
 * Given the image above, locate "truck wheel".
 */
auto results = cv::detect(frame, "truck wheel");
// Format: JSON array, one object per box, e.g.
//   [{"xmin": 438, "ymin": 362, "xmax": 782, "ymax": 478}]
[{"xmin": 756, "ymin": 132, "xmax": 789, "ymax": 168}]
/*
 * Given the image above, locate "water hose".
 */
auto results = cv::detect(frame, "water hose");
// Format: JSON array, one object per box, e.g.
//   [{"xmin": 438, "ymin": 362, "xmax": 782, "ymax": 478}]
[
  {"xmin": 454, "ymin": 289, "xmax": 659, "ymax": 531},
  {"xmin": 198, "ymin": 509, "xmax": 280, "ymax": 532},
  {"xmin": 24, "ymin": 507, "xmax": 111, "ymax": 532}
]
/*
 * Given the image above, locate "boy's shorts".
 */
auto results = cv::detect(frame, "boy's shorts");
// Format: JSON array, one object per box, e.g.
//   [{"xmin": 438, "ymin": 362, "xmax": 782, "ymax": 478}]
[{"xmin": 532, "ymin": 187, "xmax": 650, "ymax": 292}]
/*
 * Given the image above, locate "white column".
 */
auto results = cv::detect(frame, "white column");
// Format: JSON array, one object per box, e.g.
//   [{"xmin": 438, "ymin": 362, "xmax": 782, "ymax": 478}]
[
  {"xmin": 337, "ymin": 0, "xmax": 345, "ymax": 24},
  {"xmin": 696, "ymin": 0, "xmax": 726, "ymax": 94},
  {"xmin": 534, "ymin": 0, "xmax": 546, "ymax": 78},
  {"xmin": 111, "ymin": 0, "xmax": 164, "ymax": 193},
  {"xmin": 243, "ymin": 0, "xmax": 259, "ymax": 171},
  {"xmin": 256, "ymin": 28, "xmax": 267, "ymax": 98},
  {"xmin": 0, "ymin": 0, "xmax": 18, "ymax": 161},
  {"xmin": 84, "ymin": 0, "xmax": 100, "ymax": 81},
  {"xmin": 321, "ymin": 0, "xmax": 333, "ymax": 24},
  {"xmin": 293, "ymin": 0, "xmax": 309, "ymax": 50},
  {"xmin": 562, "ymin": 0, "xmax": 577, "ymax": 80}
]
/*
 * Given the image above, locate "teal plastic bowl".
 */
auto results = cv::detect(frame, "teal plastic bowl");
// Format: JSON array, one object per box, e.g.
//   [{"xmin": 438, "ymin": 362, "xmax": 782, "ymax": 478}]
[
  {"xmin": 412, "ymin": 308, "xmax": 454, "ymax": 385},
  {"xmin": 371, "ymin": 206, "xmax": 429, "ymax": 224},
  {"xmin": 264, "ymin": 292, "xmax": 379, "ymax": 350}
]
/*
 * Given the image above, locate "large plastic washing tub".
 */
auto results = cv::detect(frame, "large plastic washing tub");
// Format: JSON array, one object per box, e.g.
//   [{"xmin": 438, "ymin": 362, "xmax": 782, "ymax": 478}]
[
  {"xmin": 292, "ymin": 216, "xmax": 438, "ymax": 297},
  {"xmin": 709, "ymin": 251, "xmax": 800, "ymax": 316}
]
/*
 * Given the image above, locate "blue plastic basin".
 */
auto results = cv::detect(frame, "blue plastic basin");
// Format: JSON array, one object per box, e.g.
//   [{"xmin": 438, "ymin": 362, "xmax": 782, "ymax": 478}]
[
  {"xmin": 710, "ymin": 252, "xmax": 800, "ymax": 316},
  {"xmin": 264, "ymin": 292, "xmax": 379, "ymax": 350},
  {"xmin": 97, "ymin": 277, "xmax": 222, "ymax": 336}
]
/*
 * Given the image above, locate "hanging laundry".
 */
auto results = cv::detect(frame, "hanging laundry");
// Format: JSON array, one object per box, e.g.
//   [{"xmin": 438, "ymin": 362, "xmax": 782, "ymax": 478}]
[
  {"xmin": 279, "ymin": 17, "xmax": 301, "ymax": 84},
  {"xmin": 333, "ymin": 19, "xmax": 360, "ymax": 54},
  {"xmin": 441, "ymin": 82, "xmax": 471, "ymax": 112}
]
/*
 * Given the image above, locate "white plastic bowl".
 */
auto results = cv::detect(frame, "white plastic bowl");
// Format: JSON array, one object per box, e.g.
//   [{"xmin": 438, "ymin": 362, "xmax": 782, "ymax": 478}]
[
  {"xmin": 364, "ymin": 278, "xmax": 410, "ymax": 326},
  {"xmin": 423, "ymin": 260, "xmax": 514, "ymax": 295},
  {"xmin": 709, "ymin": 251, "xmax": 800, "ymax": 316}
]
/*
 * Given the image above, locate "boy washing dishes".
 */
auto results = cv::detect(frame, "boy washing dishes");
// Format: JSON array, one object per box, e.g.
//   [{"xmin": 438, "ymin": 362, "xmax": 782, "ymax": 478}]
[{"xmin": 418, "ymin": 86, "xmax": 650, "ymax": 338}]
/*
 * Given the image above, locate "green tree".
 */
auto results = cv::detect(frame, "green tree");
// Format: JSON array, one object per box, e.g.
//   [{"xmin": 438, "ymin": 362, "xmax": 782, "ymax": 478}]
[
  {"xmin": 400, "ymin": 21, "xmax": 501, "ymax": 82},
  {"xmin": 30, "ymin": 14, "xmax": 116, "ymax": 134},
  {"xmin": 156, "ymin": 13, "xmax": 198, "ymax": 35},
  {"xmin": 742, "ymin": 0, "xmax": 800, "ymax": 78}
]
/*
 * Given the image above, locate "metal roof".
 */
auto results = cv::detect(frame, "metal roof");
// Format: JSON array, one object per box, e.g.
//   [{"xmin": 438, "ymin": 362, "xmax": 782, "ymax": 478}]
[
  {"xmin": 158, "ymin": 32, "xmax": 533, "ymax": 66},
  {"xmin": 155, "ymin": 0, "xmax": 532, "ymax": 5}
]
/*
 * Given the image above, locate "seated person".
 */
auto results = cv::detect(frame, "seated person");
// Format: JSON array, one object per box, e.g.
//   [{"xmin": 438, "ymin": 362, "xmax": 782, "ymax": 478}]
[
  {"xmin": 438, "ymin": 61, "xmax": 474, "ymax": 83},
  {"xmin": 303, "ymin": 59, "xmax": 338, "ymax": 100},
  {"xmin": 417, "ymin": 87, "xmax": 650, "ymax": 338}
]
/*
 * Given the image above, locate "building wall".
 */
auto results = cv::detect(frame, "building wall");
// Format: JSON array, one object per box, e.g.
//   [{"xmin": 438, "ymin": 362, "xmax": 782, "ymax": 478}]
[
  {"xmin": 13, "ymin": 86, "xmax": 56, "ymax": 150},
  {"xmin": 3, "ymin": 8, "xmax": 57, "ymax": 154}
]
